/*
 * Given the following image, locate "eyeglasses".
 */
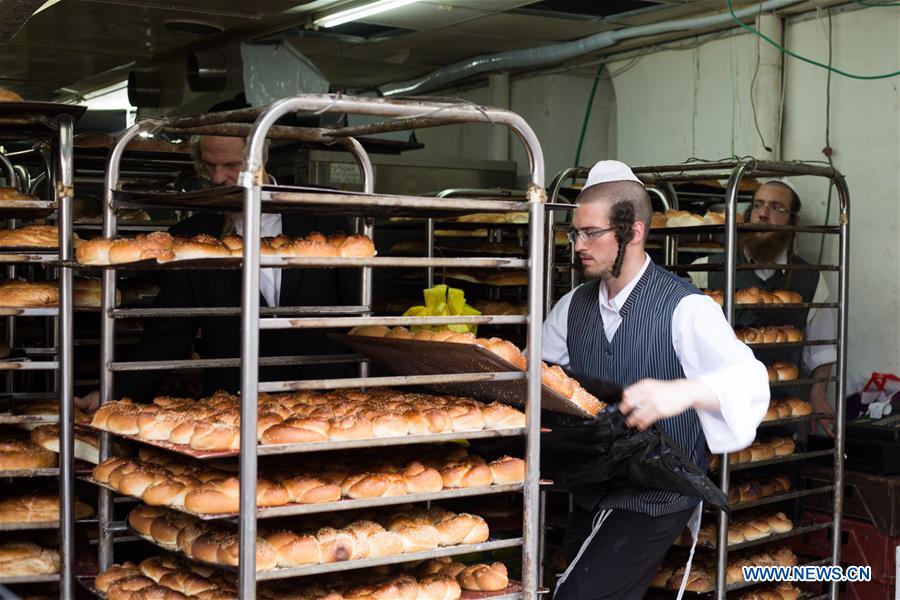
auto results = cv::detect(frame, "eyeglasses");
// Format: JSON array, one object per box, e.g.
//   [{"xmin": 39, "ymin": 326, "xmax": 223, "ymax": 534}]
[
  {"xmin": 751, "ymin": 200, "xmax": 790, "ymax": 214},
  {"xmin": 566, "ymin": 226, "xmax": 615, "ymax": 244}
]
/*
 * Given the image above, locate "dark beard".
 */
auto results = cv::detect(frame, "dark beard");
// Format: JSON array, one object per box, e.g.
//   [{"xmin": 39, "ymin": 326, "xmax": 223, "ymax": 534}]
[{"xmin": 740, "ymin": 231, "xmax": 794, "ymax": 264}]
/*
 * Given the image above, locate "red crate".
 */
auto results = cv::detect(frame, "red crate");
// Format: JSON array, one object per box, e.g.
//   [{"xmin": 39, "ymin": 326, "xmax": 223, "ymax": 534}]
[
  {"xmin": 803, "ymin": 465, "xmax": 900, "ymax": 536},
  {"xmin": 791, "ymin": 511, "xmax": 898, "ymax": 583},
  {"xmin": 836, "ymin": 577, "xmax": 897, "ymax": 600}
]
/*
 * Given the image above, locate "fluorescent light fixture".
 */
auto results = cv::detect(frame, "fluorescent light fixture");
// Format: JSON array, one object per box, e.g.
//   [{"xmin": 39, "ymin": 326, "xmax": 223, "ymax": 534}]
[{"xmin": 315, "ymin": 0, "xmax": 419, "ymax": 29}]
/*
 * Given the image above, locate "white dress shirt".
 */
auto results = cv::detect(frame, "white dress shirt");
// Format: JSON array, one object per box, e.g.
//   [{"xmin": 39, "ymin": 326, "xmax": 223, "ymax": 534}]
[
  {"xmin": 542, "ymin": 254, "xmax": 770, "ymax": 453},
  {"xmin": 690, "ymin": 248, "xmax": 837, "ymax": 374},
  {"xmin": 230, "ymin": 213, "xmax": 283, "ymax": 307}
]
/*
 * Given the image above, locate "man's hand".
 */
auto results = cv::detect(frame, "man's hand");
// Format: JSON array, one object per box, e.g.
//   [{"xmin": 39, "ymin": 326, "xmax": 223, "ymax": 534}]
[
  {"xmin": 75, "ymin": 390, "xmax": 100, "ymax": 414},
  {"xmin": 619, "ymin": 379, "xmax": 713, "ymax": 430}
]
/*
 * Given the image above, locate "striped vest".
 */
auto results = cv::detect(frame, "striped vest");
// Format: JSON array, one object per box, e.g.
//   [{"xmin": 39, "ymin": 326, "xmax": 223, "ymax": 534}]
[{"xmin": 566, "ymin": 261, "xmax": 706, "ymax": 516}]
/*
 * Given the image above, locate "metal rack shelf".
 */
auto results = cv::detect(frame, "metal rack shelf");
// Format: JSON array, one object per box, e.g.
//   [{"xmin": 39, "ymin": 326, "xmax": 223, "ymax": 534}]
[
  {"xmin": 0, "ymin": 252, "xmax": 59, "ymax": 264},
  {"xmin": 115, "ymin": 185, "xmax": 530, "ymax": 218},
  {"xmin": 0, "ymin": 574, "xmax": 60, "ymax": 584},
  {"xmin": 109, "ymin": 353, "xmax": 361, "ymax": 372},
  {"xmin": 744, "ymin": 339, "xmax": 837, "ymax": 350},
  {"xmin": 86, "ymin": 476, "xmax": 523, "ymax": 521},
  {"xmin": 758, "ymin": 413, "xmax": 827, "ymax": 428},
  {"xmin": 768, "ymin": 376, "xmax": 835, "ymax": 388},
  {"xmin": 80, "ymin": 423, "xmax": 526, "ymax": 460},
  {"xmin": 733, "ymin": 302, "xmax": 839, "ymax": 311},
  {"xmin": 110, "ymin": 305, "xmax": 369, "ymax": 318},
  {"xmin": 0, "ymin": 307, "xmax": 59, "ymax": 316},
  {"xmin": 713, "ymin": 449, "xmax": 834, "ymax": 473},
  {"xmin": 0, "ymin": 200, "xmax": 57, "ymax": 219},
  {"xmin": 67, "ymin": 256, "xmax": 530, "ymax": 271},
  {"xmin": 725, "ymin": 522, "xmax": 832, "ymax": 552},
  {"xmin": 0, "ymin": 360, "xmax": 59, "ymax": 370},
  {"xmin": 0, "ymin": 520, "xmax": 64, "ymax": 531},
  {"xmin": 728, "ymin": 485, "xmax": 835, "ymax": 512},
  {"xmin": 672, "ymin": 263, "xmax": 838, "ymax": 272},
  {"xmin": 0, "ymin": 412, "xmax": 59, "ymax": 425}
]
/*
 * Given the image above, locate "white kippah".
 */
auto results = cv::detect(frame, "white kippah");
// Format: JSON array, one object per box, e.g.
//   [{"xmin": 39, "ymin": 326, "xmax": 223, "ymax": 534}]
[
  {"xmin": 760, "ymin": 178, "xmax": 800, "ymax": 198},
  {"xmin": 584, "ymin": 160, "xmax": 643, "ymax": 188}
]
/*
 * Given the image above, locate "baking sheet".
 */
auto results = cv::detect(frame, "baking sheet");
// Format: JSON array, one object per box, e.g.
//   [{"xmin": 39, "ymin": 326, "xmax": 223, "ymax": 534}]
[{"xmin": 331, "ymin": 334, "xmax": 594, "ymax": 417}]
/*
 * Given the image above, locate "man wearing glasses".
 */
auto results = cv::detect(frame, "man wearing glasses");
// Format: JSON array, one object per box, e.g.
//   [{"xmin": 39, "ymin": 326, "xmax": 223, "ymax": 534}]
[
  {"xmin": 690, "ymin": 180, "xmax": 837, "ymax": 436},
  {"xmin": 543, "ymin": 161, "xmax": 769, "ymax": 600}
]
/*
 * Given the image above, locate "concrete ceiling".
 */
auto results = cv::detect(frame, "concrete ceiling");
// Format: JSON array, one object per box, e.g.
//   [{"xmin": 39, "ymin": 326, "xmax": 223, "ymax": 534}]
[{"xmin": 1, "ymin": 0, "xmax": 828, "ymax": 101}]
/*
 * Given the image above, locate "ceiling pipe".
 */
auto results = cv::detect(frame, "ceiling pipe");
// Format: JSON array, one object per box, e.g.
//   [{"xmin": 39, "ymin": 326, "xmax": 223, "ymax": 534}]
[
  {"xmin": 378, "ymin": 0, "xmax": 803, "ymax": 97},
  {"xmin": 187, "ymin": 50, "xmax": 228, "ymax": 92}
]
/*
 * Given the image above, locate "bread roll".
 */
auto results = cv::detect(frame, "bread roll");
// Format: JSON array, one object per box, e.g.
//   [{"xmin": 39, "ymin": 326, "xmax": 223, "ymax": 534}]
[
  {"xmin": 0, "ymin": 438, "xmax": 58, "ymax": 470},
  {"xmin": 457, "ymin": 562, "xmax": 508, "ymax": 592},
  {"xmin": 264, "ymin": 530, "xmax": 320, "ymax": 567},
  {"xmin": 0, "ymin": 280, "xmax": 58, "ymax": 307},
  {"xmin": 172, "ymin": 234, "xmax": 231, "ymax": 260},
  {"xmin": 96, "ymin": 563, "xmax": 142, "ymax": 592},
  {"xmin": 0, "ymin": 88, "xmax": 23, "ymax": 102},
  {"xmin": 0, "ymin": 225, "xmax": 59, "ymax": 248},
  {"xmin": 667, "ymin": 212, "xmax": 704, "ymax": 227},
  {"xmin": 73, "ymin": 277, "xmax": 121, "ymax": 309},
  {"xmin": 0, "ymin": 492, "xmax": 93, "ymax": 523},
  {"xmin": 483, "ymin": 271, "xmax": 528, "ymax": 286},
  {"xmin": 489, "ymin": 456, "xmax": 525, "ymax": 484},
  {"xmin": 29, "ymin": 423, "xmax": 100, "ymax": 464},
  {"xmin": 0, "ymin": 541, "xmax": 59, "ymax": 576},
  {"xmin": 772, "ymin": 360, "xmax": 798, "ymax": 381},
  {"xmin": 651, "ymin": 212, "xmax": 669, "ymax": 229},
  {"xmin": 702, "ymin": 211, "xmax": 726, "ymax": 225},
  {"xmin": 542, "ymin": 362, "xmax": 574, "ymax": 398}
]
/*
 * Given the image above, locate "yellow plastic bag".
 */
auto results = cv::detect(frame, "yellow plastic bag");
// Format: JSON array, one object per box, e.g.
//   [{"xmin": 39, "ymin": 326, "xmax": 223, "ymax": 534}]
[{"xmin": 402, "ymin": 284, "xmax": 481, "ymax": 334}]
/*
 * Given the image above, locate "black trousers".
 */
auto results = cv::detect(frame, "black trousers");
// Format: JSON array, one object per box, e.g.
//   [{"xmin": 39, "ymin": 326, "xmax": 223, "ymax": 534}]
[{"xmin": 555, "ymin": 505, "xmax": 696, "ymax": 600}]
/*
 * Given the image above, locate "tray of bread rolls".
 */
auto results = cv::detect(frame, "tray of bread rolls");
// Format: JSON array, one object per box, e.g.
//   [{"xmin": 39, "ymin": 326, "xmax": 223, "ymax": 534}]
[
  {"xmin": 115, "ymin": 185, "xmax": 530, "ymax": 218},
  {"xmin": 651, "ymin": 546, "xmax": 803, "ymax": 594},
  {"xmin": 334, "ymin": 328, "xmax": 608, "ymax": 418},
  {"xmin": 674, "ymin": 511, "xmax": 830, "ymax": 552},
  {"xmin": 89, "ymin": 555, "xmax": 524, "ymax": 599},
  {"xmin": 125, "ymin": 503, "xmax": 522, "ymax": 580},
  {"xmin": 0, "ymin": 539, "xmax": 62, "ymax": 583},
  {"xmin": 81, "ymin": 388, "xmax": 529, "ymax": 459},
  {"xmin": 84, "ymin": 445, "xmax": 526, "ymax": 520}
]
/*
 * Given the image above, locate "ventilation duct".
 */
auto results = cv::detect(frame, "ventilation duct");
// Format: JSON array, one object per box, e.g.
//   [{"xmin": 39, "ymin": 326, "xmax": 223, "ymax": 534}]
[
  {"xmin": 241, "ymin": 40, "xmax": 329, "ymax": 107},
  {"xmin": 378, "ymin": 0, "xmax": 802, "ymax": 96},
  {"xmin": 187, "ymin": 50, "xmax": 228, "ymax": 92},
  {"xmin": 127, "ymin": 70, "xmax": 163, "ymax": 108}
]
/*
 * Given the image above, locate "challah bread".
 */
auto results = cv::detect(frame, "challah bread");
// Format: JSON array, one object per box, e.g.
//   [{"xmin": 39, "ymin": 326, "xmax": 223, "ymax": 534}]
[
  {"xmin": 457, "ymin": 562, "xmax": 508, "ymax": 591},
  {"xmin": 0, "ymin": 280, "xmax": 58, "ymax": 307},
  {"xmin": 30, "ymin": 423, "xmax": 100, "ymax": 464},
  {"xmin": 771, "ymin": 361, "xmax": 798, "ymax": 381},
  {"xmin": 96, "ymin": 562, "xmax": 141, "ymax": 592},
  {"xmin": 0, "ymin": 492, "xmax": 93, "ymax": 523},
  {"xmin": 0, "ymin": 187, "xmax": 36, "ymax": 201},
  {"xmin": 0, "ymin": 88, "xmax": 24, "ymax": 102},
  {"xmin": 0, "ymin": 437, "xmax": 58, "ymax": 470},
  {"xmin": 0, "ymin": 225, "xmax": 59, "ymax": 248},
  {"xmin": 0, "ymin": 541, "xmax": 60, "ymax": 576}
]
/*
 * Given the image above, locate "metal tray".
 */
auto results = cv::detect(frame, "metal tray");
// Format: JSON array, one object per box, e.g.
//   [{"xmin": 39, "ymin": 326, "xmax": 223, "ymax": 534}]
[
  {"xmin": 758, "ymin": 413, "xmax": 826, "ymax": 428},
  {"xmin": 67, "ymin": 256, "xmax": 529, "ymax": 271},
  {"xmin": 0, "ymin": 520, "xmax": 62, "ymax": 531},
  {"xmin": 0, "ymin": 360, "xmax": 59, "ymax": 371},
  {"xmin": 728, "ymin": 485, "xmax": 834, "ymax": 512},
  {"xmin": 0, "ymin": 573, "xmax": 60, "ymax": 584},
  {"xmin": 0, "ymin": 307, "xmax": 59, "ymax": 316},
  {"xmin": 0, "ymin": 412, "xmax": 59, "ymax": 425},
  {"xmin": 712, "ymin": 449, "xmax": 834, "ymax": 473},
  {"xmin": 0, "ymin": 200, "xmax": 57, "ymax": 219},
  {"xmin": 84, "ymin": 476, "xmax": 523, "ymax": 521},
  {"xmin": 769, "ymin": 376, "xmax": 835, "ymax": 388},
  {"xmin": 678, "ymin": 521, "xmax": 832, "ymax": 551},
  {"xmin": 79, "ymin": 423, "xmax": 526, "ymax": 460},
  {"xmin": 115, "ymin": 185, "xmax": 530, "ymax": 218},
  {"xmin": 331, "ymin": 333, "xmax": 595, "ymax": 418},
  {"xmin": 82, "ymin": 575, "xmax": 523, "ymax": 599}
]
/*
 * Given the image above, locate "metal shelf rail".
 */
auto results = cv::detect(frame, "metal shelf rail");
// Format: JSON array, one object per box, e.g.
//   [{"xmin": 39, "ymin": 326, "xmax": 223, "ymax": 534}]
[
  {"xmin": 0, "ymin": 102, "xmax": 84, "ymax": 599},
  {"xmin": 92, "ymin": 94, "xmax": 547, "ymax": 599}
]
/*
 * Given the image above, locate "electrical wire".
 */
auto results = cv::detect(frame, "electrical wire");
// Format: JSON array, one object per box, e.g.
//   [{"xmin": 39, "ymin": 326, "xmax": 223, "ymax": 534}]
[
  {"xmin": 818, "ymin": 7, "xmax": 836, "ymax": 264},
  {"xmin": 726, "ymin": 0, "xmax": 900, "ymax": 79},
  {"xmin": 750, "ymin": 2, "xmax": 773, "ymax": 152},
  {"xmin": 851, "ymin": 0, "xmax": 900, "ymax": 6},
  {"xmin": 572, "ymin": 63, "xmax": 604, "ymax": 177}
]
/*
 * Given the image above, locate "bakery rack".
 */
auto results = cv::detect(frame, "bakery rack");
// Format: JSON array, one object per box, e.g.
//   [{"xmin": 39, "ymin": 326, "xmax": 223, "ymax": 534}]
[
  {"xmin": 627, "ymin": 160, "xmax": 848, "ymax": 600},
  {"xmin": 86, "ymin": 94, "xmax": 547, "ymax": 599},
  {"xmin": 0, "ymin": 101, "xmax": 85, "ymax": 598}
]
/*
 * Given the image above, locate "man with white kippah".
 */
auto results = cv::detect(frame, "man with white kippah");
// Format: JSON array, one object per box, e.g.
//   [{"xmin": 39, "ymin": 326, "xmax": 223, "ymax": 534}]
[
  {"xmin": 690, "ymin": 178, "xmax": 837, "ymax": 435},
  {"xmin": 542, "ymin": 160, "xmax": 769, "ymax": 599}
]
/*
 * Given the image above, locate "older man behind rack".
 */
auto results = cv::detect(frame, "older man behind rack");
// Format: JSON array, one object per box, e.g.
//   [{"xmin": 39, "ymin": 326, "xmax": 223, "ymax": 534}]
[
  {"xmin": 689, "ymin": 179, "xmax": 837, "ymax": 436},
  {"xmin": 76, "ymin": 100, "xmax": 359, "ymax": 411}
]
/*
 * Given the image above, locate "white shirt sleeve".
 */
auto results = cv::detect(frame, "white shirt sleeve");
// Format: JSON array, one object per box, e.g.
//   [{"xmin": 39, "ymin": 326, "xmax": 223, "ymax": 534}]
[
  {"xmin": 541, "ymin": 288, "xmax": 576, "ymax": 369},
  {"xmin": 688, "ymin": 256, "xmax": 710, "ymax": 289},
  {"xmin": 802, "ymin": 273, "xmax": 837, "ymax": 374},
  {"xmin": 672, "ymin": 294, "xmax": 770, "ymax": 452}
]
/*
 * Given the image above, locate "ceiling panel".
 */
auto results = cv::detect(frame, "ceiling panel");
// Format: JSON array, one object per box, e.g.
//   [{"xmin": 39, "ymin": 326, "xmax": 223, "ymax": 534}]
[
  {"xmin": 449, "ymin": 12, "xmax": 617, "ymax": 41},
  {"xmin": 356, "ymin": 3, "xmax": 487, "ymax": 31}
]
